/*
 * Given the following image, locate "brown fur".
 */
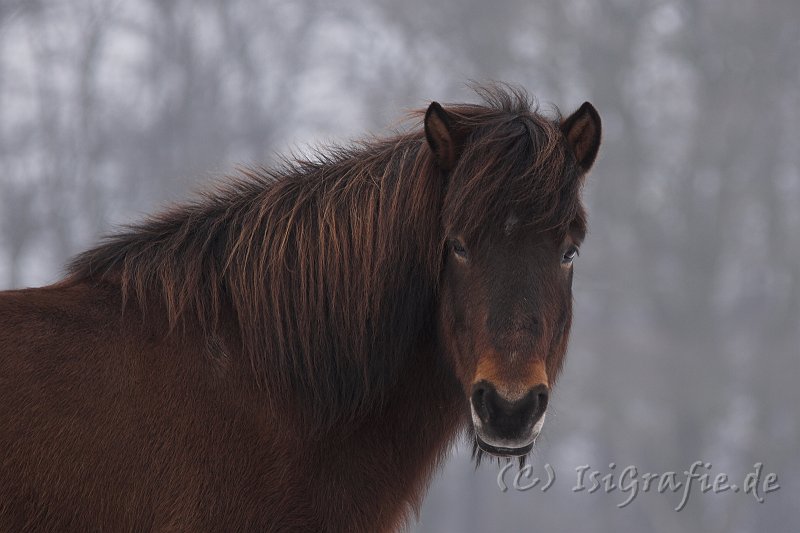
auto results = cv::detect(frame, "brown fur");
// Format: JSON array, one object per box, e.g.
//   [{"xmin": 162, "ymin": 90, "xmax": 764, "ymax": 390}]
[
  {"xmin": 475, "ymin": 358, "xmax": 548, "ymax": 396},
  {"xmin": 0, "ymin": 85, "xmax": 599, "ymax": 531}
]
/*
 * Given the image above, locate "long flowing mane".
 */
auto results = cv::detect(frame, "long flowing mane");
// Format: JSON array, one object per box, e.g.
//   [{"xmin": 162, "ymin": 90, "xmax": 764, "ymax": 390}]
[{"xmin": 65, "ymin": 85, "xmax": 577, "ymax": 427}]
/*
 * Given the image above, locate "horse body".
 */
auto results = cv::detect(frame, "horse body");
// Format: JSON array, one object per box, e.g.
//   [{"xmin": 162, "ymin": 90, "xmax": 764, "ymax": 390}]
[
  {"xmin": 0, "ymin": 85, "xmax": 601, "ymax": 531},
  {"xmin": 0, "ymin": 282, "xmax": 464, "ymax": 531}
]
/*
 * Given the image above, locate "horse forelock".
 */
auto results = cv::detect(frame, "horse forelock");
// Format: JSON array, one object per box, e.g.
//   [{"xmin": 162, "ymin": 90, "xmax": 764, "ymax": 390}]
[{"xmin": 438, "ymin": 85, "xmax": 585, "ymax": 241}]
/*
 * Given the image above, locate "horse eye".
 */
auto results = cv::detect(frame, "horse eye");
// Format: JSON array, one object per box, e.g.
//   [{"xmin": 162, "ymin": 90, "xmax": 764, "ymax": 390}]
[
  {"xmin": 450, "ymin": 239, "xmax": 468, "ymax": 259},
  {"xmin": 562, "ymin": 245, "xmax": 579, "ymax": 265}
]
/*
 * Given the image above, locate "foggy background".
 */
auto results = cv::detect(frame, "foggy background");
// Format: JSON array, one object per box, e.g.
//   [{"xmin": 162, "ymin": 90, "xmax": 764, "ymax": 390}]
[{"xmin": 1, "ymin": 0, "xmax": 798, "ymax": 531}]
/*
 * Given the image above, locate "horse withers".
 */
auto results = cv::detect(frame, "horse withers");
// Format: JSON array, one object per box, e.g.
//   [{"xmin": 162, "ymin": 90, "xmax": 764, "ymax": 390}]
[{"xmin": 0, "ymin": 85, "xmax": 601, "ymax": 531}]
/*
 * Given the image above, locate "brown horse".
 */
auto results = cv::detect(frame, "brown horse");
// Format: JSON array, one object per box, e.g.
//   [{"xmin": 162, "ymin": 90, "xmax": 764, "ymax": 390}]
[{"xmin": 0, "ymin": 85, "xmax": 600, "ymax": 532}]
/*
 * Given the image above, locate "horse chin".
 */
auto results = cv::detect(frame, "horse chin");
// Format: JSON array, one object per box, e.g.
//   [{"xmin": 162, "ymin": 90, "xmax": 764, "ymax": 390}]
[{"xmin": 474, "ymin": 434, "xmax": 534, "ymax": 458}]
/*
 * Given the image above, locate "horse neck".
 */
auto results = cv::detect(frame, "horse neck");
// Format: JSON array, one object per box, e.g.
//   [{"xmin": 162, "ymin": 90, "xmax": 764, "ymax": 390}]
[{"xmin": 290, "ymin": 342, "xmax": 468, "ymax": 529}]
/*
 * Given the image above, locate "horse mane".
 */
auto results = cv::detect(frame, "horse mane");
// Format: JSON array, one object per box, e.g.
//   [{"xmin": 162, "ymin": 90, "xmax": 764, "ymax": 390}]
[{"xmin": 65, "ymin": 84, "xmax": 580, "ymax": 427}]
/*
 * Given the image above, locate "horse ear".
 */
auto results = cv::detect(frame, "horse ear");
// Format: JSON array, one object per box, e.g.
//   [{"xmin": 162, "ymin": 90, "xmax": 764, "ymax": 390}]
[
  {"xmin": 424, "ymin": 102, "xmax": 460, "ymax": 171},
  {"xmin": 561, "ymin": 102, "xmax": 601, "ymax": 172}
]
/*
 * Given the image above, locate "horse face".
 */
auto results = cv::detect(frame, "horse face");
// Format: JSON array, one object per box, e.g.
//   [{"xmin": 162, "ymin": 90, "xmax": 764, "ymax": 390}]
[
  {"xmin": 425, "ymin": 98, "xmax": 600, "ymax": 457},
  {"xmin": 438, "ymin": 224, "xmax": 581, "ymax": 456}
]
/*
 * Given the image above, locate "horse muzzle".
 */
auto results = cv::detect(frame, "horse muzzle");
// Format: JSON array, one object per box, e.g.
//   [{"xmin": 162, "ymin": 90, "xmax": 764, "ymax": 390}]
[{"xmin": 470, "ymin": 380, "xmax": 548, "ymax": 457}]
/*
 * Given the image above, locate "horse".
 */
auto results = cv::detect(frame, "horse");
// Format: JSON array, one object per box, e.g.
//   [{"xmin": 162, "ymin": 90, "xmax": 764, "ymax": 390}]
[{"xmin": 0, "ymin": 85, "xmax": 601, "ymax": 532}]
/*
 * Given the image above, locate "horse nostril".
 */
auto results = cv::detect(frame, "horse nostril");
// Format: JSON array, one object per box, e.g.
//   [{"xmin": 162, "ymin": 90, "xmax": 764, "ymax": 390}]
[
  {"xmin": 530, "ymin": 385, "xmax": 549, "ymax": 424},
  {"xmin": 471, "ymin": 381, "xmax": 496, "ymax": 423}
]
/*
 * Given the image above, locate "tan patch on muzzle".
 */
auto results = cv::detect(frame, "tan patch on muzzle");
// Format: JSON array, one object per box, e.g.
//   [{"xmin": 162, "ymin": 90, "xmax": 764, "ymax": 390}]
[{"xmin": 474, "ymin": 356, "xmax": 549, "ymax": 400}]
